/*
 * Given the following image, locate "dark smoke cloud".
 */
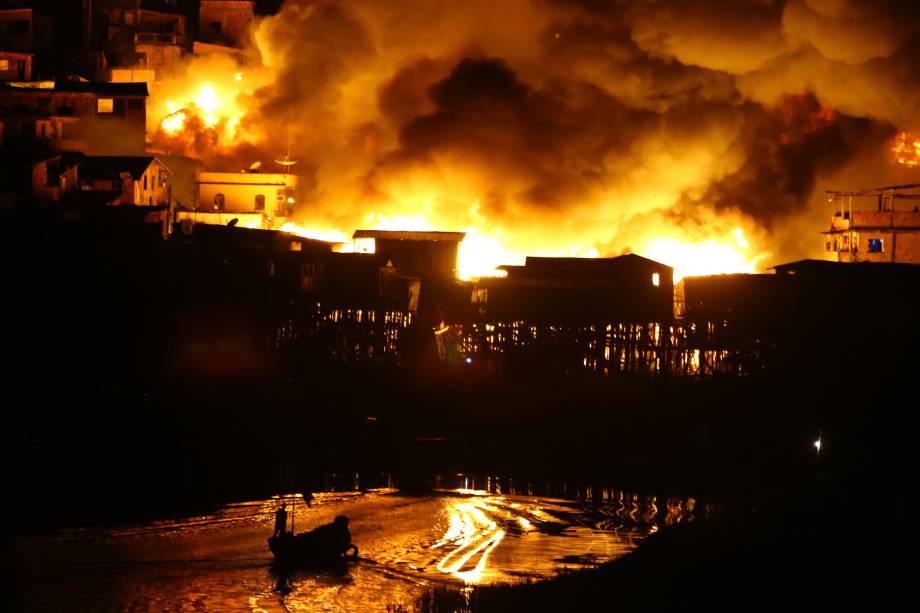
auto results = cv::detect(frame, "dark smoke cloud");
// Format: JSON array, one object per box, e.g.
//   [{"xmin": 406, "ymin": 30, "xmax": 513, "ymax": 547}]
[{"xmin": 160, "ymin": 0, "xmax": 920, "ymax": 265}]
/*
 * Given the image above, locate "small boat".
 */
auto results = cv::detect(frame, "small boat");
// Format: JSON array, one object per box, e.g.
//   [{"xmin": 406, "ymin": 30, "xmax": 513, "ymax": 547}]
[{"xmin": 268, "ymin": 531, "xmax": 359, "ymax": 567}]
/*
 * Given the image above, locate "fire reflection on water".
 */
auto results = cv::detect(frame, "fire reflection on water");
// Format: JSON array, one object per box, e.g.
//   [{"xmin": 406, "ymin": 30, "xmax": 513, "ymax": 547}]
[
  {"xmin": 432, "ymin": 500, "xmax": 507, "ymax": 583},
  {"xmin": 9, "ymin": 486, "xmax": 704, "ymax": 612}
]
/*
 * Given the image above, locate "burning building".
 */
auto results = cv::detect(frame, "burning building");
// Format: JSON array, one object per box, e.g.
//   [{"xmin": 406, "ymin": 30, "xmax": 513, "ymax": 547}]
[{"xmin": 351, "ymin": 230, "xmax": 465, "ymax": 280}]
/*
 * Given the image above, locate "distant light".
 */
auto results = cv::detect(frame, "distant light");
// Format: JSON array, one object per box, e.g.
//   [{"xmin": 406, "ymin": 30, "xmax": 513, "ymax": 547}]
[
  {"xmin": 652, "ymin": 272, "xmax": 660, "ymax": 287},
  {"xmin": 465, "ymin": 356, "xmax": 473, "ymax": 364},
  {"xmin": 814, "ymin": 438, "xmax": 821, "ymax": 451},
  {"xmin": 234, "ymin": 72, "xmax": 243, "ymax": 81},
  {"xmin": 287, "ymin": 197, "xmax": 295, "ymax": 204}
]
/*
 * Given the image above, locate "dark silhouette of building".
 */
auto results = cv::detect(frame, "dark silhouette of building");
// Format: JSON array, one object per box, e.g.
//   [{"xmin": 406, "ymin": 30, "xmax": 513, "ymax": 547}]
[{"xmin": 480, "ymin": 254, "xmax": 674, "ymax": 324}]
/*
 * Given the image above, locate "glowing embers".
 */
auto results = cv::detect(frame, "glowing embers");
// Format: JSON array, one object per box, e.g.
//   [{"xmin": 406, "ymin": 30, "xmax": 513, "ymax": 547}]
[
  {"xmin": 892, "ymin": 132, "xmax": 920, "ymax": 167},
  {"xmin": 432, "ymin": 501, "xmax": 506, "ymax": 583}
]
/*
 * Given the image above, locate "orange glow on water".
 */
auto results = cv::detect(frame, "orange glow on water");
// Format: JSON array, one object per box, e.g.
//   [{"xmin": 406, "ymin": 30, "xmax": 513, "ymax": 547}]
[{"xmin": 432, "ymin": 500, "xmax": 506, "ymax": 583}]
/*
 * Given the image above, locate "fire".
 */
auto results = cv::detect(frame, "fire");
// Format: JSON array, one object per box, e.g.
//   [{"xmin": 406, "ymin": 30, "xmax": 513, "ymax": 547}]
[
  {"xmin": 160, "ymin": 110, "xmax": 187, "ymax": 134},
  {"xmin": 277, "ymin": 222, "xmax": 352, "ymax": 249},
  {"xmin": 159, "ymin": 81, "xmax": 242, "ymax": 139},
  {"xmin": 147, "ymin": 28, "xmax": 770, "ymax": 284},
  {"xmin": 642, "ymin": 228, "xmax": 763, "ymax": 282},
  {"xmin": 152, "ymin": 57, "xmax": 265, "ymax": 152},
  {"xmin": 280, "ymin": 216, "xmax": 763, "ymax": 283},
  {"xmin": 892, "ymin": 132, "xmax": 920, "ymax": 167}
]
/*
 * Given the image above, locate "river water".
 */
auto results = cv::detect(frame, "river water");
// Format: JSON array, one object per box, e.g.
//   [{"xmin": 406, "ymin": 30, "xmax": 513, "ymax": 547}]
[{"xmin": 9, "ymin": 487, "xmax": 700, "ymax": 612}]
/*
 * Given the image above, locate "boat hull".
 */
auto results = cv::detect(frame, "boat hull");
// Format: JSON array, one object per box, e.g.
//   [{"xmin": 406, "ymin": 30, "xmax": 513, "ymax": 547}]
[{"xmin": 268, "ymin": 533, "xmax": 358, "ymax": 567}]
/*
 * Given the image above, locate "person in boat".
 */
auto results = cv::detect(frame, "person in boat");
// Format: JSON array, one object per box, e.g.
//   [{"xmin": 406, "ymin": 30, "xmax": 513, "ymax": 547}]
[
  {"xmin": 307, "ymin": 515, "xmax": 351, "ymax": 555},
  {"xmin": 274, "ymin": 503, "xmax": 288, "ymax": 537}
]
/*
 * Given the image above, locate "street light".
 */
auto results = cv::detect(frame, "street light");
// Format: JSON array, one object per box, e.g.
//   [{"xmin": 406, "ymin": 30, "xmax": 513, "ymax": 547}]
[{"xmin": 813, "ymin": 429, "xmax": 823, "ymax": 485}]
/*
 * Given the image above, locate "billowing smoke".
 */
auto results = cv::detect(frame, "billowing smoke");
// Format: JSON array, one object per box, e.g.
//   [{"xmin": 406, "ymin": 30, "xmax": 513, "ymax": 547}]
[{"xmin": 151, "ymin": 0, "xmax": 920, "ymax": 272}]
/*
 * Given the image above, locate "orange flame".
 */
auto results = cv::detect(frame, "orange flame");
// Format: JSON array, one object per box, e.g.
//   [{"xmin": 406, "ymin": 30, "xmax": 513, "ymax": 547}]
[
  {"xmin": 278, "ymin": 217, "xmax": 765, "ymax": 282},
  {"xmin": 151, "ymin": 57, "xmax": 769, "ymax": 282},
  {"xmin": 892, "ymin": 132, "xmax": 920, "ymax": 167}
]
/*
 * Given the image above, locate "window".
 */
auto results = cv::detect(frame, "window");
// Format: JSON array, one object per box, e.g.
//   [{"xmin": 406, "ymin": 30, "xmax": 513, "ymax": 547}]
[
  {"xmin": 211, "ymin": 22, "xmax": 222, "ymax": 35},
  {"xmin": 0, "ymin": 60, "xmax": 8, "ymax": 71},
  {"xmin": 652, "ymin": 272, "xmax": 660, "ymax": 287},
  {"xmin": 143, "ymin": 174, "xmax": 148, "ymax": 190},
  {"xmin": 868, "ymin": 238, "xmax": 883, "ymax": 253},
  {"xmin": 825, "ymin": 241, "xmax": 831, "ymax": 252},
  {"xmin": 255, "ymin": 194, "xmax": 265, "ymax": 210},
  {"xmin": 97, "ymin": 98, "xmax": 113, "ymax": 113},
  {"xmin": 214, "ymin": 193, "xmax": 225, "ymax": 210},
  {"xmin": 128, "ymin": 99, "xmax": 144, "ymax": 111}
]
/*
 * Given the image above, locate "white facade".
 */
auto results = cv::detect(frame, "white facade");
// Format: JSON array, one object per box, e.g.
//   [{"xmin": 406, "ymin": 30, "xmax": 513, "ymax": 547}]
[{"xmin": 197, "ymin": 171, "xmax": 299, "ymax": 229}]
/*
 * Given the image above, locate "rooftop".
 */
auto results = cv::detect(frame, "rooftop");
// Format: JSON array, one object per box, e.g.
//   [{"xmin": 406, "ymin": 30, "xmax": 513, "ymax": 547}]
[
  {"xmin": 352, "ymin": 230, "xmax": 466, "ymax": 242},
  {"xmin": 80, "ymin": 156, "xmax": 168, "ymax": 181}
]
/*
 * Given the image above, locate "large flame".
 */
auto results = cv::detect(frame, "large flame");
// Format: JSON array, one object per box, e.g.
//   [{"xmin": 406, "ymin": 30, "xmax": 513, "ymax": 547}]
[
  {"xmin": 278, "ymin": 217, "xmax": 764, "ymax": 282},
  {"xmin": 892, "ymin": 132, "xmax": 920, "ymax": 167},
  {"xmin": 152, "ymin": 55, "xmax": 268, "ymax": 154},
  {"xmin": 148, "ymin": 11, "xmax": 773, "ymax": 283}
]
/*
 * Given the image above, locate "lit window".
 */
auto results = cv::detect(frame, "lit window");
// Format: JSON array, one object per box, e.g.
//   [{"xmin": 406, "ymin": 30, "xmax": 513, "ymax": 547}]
[
  {"xmin": 0, "ymin": 60, "xmax": 9, "ymax": 71},
  {"xmin": 868, "ymin": 238, "xmax": 883, "ymax": 253},
  {"xmin": 97, "ymin": 98, "xmax": 114, "ymax": 113},
  {"xmin": 214, "ymin": 193, "xmax": 225, "ymax": 210},
  {"xmin": 652, "ymin": 272, "xmax": 660, "ymax": 287}
]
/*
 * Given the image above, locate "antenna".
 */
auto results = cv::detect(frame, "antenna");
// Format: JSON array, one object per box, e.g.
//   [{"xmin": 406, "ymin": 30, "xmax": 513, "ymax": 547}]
[{"xmin": 273, "ymin": 131, "xmax": 297, "ymax": 175}]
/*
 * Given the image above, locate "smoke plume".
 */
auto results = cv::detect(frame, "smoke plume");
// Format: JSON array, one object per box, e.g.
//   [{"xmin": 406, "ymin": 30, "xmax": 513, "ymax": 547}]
[{"xmin": 151, "ymin": 0, "xmax": 920, "ymax": 271}]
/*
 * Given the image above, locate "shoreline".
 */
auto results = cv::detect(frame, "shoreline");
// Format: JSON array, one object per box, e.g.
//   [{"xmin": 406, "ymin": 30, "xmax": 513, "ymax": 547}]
[{"xmin": 412, "ymin": 485, "xmax": 913, "ymax": 611}]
